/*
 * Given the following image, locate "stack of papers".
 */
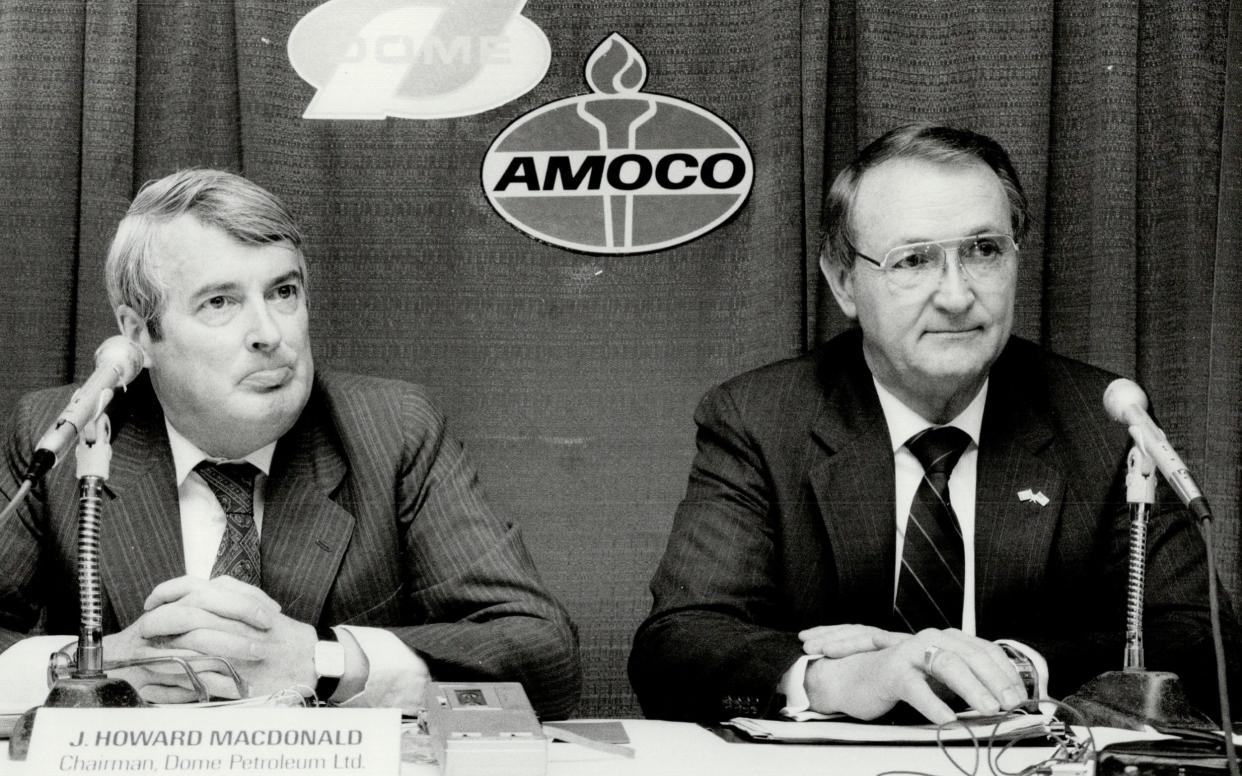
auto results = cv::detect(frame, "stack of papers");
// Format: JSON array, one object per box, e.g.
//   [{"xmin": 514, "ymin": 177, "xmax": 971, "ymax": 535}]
[{"xmin": 727, "ymin": 712, "xmax": 1054, "ymax": 745}]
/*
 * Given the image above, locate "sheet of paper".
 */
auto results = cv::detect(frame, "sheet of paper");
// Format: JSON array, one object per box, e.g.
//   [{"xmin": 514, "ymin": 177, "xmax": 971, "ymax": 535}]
[{"xmin": 726, "ymin": 712, "xmax": 1053, "ymax": 744}]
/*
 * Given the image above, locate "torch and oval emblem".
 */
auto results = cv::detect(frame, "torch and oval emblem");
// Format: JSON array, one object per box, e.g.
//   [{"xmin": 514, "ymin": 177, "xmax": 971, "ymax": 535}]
[{"xmin": 482, "ymin": 34, "xmax": 754, "ymax": 254}]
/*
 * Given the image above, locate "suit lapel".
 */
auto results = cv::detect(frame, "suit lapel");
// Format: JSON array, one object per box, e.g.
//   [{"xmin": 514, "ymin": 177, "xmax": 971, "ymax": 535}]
[
  {"xmin": 100, "ymin": 387, "xmax": 186, "ymax": 629},
  {"xmin": 807, "ymin": 338, "xmax": 898, "ymax": 625},
  {"xmin": 259, "ymin": 389, "xmax": 355, "ymax": 626},
  {"xmin": 974, "ymin": 353, "xmax": 1066, "ymax": 625}
]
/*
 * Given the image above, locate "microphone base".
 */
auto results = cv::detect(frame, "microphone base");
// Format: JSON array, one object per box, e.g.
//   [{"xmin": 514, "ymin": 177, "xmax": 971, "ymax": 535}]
[
  {"xmin": 1062, "ymin": 670, "xmax": 1215, "ymax": 732},
  {"xmin": 8, "ymin": 675, "xmax": 146, "ymax": 761}
]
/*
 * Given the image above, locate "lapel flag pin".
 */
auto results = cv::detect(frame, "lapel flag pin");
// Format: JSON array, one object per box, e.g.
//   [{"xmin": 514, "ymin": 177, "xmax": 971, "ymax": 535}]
[{"xmin": 1017, "ymin": 489, "xmax": 1049, "ymax": 507}]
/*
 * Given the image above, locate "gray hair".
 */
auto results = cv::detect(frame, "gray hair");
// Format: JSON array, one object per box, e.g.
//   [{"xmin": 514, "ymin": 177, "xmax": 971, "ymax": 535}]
[
  {"xmin": 105, "ymin": 169, "xmax": 305, "ymax": 338},
  {"xmin": 822, "ymin": 124, "xmax": 1030, "ymax": 270}
]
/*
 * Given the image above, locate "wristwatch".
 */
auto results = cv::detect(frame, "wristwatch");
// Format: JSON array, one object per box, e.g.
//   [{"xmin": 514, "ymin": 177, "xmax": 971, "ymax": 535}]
[
  {"xmin": 313, "ymin": 627, "xmax": 345, "ymax": 703},
  {"xmin": 999, "ymin": 642, "xmax": 1040, "ymax": 700}
]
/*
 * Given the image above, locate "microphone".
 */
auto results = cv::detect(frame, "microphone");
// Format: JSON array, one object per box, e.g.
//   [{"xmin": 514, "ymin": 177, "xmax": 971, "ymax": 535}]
[
  {"xmin": 1103, "ymin": 378, "xmax": 1210, "ymax": 522},
  {"xmin": 24, "ymin": 336, "xmax": 146, "ymax": 483}
]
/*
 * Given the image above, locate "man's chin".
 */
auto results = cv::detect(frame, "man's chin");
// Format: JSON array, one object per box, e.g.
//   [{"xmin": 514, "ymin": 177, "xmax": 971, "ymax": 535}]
[
  {"xmin": 205, "ymin": 412, "xmax": 302, "ymax": 458},
  {"xmin": 225, "ymin": 387, "xmax": 310, "ymax": 440},
  {"xmin": 913, "ymin": 357, "xmax": 995, "ymax": 395},
  {"xmin": 241, "ymin": 392, "xmax": 307, "ymax": 425}
]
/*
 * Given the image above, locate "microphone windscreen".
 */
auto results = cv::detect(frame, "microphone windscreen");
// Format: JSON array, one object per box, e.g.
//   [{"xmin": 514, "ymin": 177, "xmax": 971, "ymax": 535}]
[
  {"xmin": 93, "ymin": 336, "xmax": 146, "ymax": 388},
  {"xmin": 1103, "ymin": 378, "xmax": 1148, "ymax": 425}
]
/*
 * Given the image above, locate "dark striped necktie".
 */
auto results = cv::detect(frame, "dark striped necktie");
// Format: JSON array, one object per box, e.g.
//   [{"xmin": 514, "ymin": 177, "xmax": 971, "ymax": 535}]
[
  {"xmin": 195, "ymin": 461, "xmax": 261, "ymax": 586},
  {"xmin": 893, "ymin": 425, "xmax": 972, "ymax": 633}
]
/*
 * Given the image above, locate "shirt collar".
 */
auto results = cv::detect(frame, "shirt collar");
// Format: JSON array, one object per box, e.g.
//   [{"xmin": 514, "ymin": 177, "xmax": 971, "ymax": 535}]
[
  {"xmin": 872, "ymin": 377, "xmax": 988, "ymax": 453},
  {"xmin": 164, "ymin": 419, "xmax": 276, "ymax": 487}
]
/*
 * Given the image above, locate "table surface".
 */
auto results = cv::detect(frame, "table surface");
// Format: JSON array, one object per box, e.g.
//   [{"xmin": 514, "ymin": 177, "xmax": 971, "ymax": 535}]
[{"xmin": 0, "ymin": 717, "xmax": 1167, "ymax": 776}]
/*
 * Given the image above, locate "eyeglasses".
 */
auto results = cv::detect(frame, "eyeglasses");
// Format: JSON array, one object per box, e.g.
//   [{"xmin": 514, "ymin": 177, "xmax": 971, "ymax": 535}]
[{"xmin": 851, "ymin": 233, "xmax": 1019, "ymax": 290}]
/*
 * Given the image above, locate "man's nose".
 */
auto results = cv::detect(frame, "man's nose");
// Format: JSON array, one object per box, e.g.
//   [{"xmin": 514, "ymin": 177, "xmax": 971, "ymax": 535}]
[
  {"xmin": 932, "ymin": 251, "xmax": 975, "ymax": 311},
  {"xmin": 245, "ymin": 301, "xmax": 283, "ymax": 352}
]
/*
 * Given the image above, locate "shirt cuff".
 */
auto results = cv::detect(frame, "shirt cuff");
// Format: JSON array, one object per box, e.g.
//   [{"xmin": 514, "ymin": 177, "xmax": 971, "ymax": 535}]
[
  {"xmin": 995, "ymin": 638, "xmax": 1050, "ymax": 700},
  {"xmin": 778, "ymin": 654, "xmax": 837, "ymax": 721},
  {"xmin": 0, "ymin": 636, "xmax": 77, "ymax": 709},
  {"xmin": 333, "ymin": 625, "xmax": 428, "ymax": 713}
]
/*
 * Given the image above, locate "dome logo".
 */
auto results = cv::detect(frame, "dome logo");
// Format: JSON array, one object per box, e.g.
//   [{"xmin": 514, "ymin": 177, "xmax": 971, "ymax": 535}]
[
  {"xmin": 288, "ymin": 0, "xmax": 551, "ymax": 120},
  {"xmin": 482, "ymin": 34, "xmax": 754, "ymax": 254}
]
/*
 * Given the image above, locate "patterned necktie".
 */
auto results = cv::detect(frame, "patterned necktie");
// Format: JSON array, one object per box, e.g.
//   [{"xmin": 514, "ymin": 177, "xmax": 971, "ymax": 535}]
[
  {"xmin": 893, "ymin": 425, "xmax": 972, "ymax": 633},
  {"xmin": 195, "ymin": 461, "xmax": 261, "ymax": 585}
]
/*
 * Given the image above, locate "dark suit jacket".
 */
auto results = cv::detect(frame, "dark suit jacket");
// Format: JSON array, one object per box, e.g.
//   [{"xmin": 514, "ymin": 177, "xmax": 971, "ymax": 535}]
[
  {"xmin": 0, "ymin": 370, "xmax": 580, "ymax": 719},
  {"xmin": 629, "ymin": 330, "xmax": 1239, "ymax": 721}
]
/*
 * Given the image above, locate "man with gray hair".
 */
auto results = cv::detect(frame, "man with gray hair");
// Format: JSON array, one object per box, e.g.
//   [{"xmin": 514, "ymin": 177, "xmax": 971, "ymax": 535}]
[
  {"xmin": 0, "ymin": 169, "xmax": 581, "ymax": 718},
  {"xmin": 631, "ymin": 124, "xmax": 1240, "ymax": 724}
]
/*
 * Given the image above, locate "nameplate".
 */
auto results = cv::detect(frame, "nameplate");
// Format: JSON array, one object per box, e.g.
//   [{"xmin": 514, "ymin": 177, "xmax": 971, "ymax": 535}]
[{"xmin": 28, "ymin": 706, "xmax": 401, "ymax": 775}]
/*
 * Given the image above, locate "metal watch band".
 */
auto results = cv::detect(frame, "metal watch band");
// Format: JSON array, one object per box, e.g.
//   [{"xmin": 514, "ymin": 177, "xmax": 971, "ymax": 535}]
[{"xmin": 1000, "ymin": 643, "xmax": 1040, "ymax": 700}]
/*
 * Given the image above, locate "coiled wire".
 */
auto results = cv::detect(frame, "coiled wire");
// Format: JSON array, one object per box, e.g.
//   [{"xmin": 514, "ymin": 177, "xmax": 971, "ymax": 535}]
[
  {"xmin": 1124, "ymin": 502, "xmax": 1149, "ymax": 669},
  {"xmin": 76, "ymin": 475, "xmax": 106, "ymax": 675}
]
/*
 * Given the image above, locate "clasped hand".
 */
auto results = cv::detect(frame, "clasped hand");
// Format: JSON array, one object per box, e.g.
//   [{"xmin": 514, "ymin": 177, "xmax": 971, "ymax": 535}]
[
  {"xmin": 101, "ymin": 575, "xmax": 317, "ymax": 704},
  {"xmin": 799, "ymin": 624, "xmax": 1027, "ymax": 724}
]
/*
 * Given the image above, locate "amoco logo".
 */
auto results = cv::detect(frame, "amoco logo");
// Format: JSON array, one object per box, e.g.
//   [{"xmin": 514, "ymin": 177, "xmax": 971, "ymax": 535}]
[
  {"xmin": 482, "ymin": 34, "xmax": 754, "ymax": 254},
  {"xmin": 288, "ymin": 0, "xmax": 550, "ymax": 120}
]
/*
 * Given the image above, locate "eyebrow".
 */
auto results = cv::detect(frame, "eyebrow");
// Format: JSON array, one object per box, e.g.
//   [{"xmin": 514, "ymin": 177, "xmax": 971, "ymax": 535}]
[
  {"xmin": 267, "ymin": 270, "xmax": 304, "ymax": 289},
  {"xmin": 190, "ymin": 281, "xmax": 243, "ymax": 302},
  {"xmin": 892, "ymin": 226, "xmax": 1008, "ymax": 245}
]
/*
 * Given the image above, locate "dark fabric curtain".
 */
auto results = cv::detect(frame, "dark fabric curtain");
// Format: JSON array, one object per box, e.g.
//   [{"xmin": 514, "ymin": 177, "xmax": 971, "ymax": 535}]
[{"xmin": 0, "ymin": 0, "xmax": 1237, "ymax": 718}]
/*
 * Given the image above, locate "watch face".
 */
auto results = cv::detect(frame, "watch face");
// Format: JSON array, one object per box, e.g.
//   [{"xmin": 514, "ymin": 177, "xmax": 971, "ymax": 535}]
[{"xmin": 314, "ymin": 640, "xmax": 346, "ymax": 679}]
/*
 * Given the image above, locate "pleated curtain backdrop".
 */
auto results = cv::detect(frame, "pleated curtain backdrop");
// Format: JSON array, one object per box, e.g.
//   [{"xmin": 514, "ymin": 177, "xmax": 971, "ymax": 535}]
[{"xmin": 0, "ymin": 0, "xmax": 1238, "ymax": 718}]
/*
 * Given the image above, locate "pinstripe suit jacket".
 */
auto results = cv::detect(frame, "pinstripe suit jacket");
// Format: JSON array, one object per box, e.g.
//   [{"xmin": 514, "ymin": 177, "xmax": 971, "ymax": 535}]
[
  {"xmin": 630, "ymin": 329, "xmax": 1239, "ymax": 721},
  {"xmin": 0, "ymin": 370, "xmax": 581, "ymax": 719}
]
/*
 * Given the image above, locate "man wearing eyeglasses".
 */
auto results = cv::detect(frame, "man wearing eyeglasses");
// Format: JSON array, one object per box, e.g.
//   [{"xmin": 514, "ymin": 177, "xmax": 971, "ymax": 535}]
[{"xmin": 630, "ymin": 124, "xmax": 1238, "ymax": 723}]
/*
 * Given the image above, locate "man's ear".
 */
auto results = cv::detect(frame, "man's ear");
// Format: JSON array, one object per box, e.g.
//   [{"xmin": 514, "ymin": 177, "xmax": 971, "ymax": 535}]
[
  {"xmin": 115, "ymin": 305, "xmax": 153, "ymax": 368},
  {"xmin": 820, "ymin": 254, "xmax": 858, "ymax": 320}
]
